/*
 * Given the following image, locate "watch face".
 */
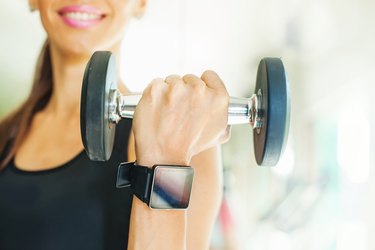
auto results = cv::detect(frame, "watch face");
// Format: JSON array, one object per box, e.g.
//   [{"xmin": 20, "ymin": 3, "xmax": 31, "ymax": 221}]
[{"xmin": 150, "ymin": 166, "xmax": 194, "ymax": 209}]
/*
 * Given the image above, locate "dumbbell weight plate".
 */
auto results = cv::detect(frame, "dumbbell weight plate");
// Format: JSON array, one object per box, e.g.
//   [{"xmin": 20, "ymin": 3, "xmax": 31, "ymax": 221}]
[
  {"xmin": 254, "ymin": 58, "xmax": 290, "ymax": 166},
  {"xmin": 80, "ymin": 51, "xmax": 117, "ymax": 161}
]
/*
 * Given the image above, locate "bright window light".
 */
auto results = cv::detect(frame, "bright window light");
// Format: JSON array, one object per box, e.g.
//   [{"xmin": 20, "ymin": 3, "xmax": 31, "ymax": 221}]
[
  {"xmin": 269, "ymin": 230, "xmax": 292, "ymax": 250},
  {"xmin": 337, "ymin": 103, "xmax": 370, "ymax": 184},
  {"xmin": 337, "ymin": 221, "xmax": 367, "ymax": 250}
]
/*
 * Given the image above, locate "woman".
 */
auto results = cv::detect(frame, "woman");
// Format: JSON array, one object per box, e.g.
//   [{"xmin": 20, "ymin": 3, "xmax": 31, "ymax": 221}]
[{"xmin": 0, "ymin": 0, "xmax": 229, "ymax": 249}]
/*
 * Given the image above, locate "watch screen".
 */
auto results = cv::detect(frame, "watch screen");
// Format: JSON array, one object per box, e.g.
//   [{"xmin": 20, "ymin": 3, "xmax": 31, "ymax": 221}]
[{"xmin": 150, "ymin": 166, "xmax": 194, "ymax": 209}]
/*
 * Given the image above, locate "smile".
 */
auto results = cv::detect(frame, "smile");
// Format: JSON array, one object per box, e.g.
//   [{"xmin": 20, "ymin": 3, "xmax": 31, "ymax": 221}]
[
  {"xmin": 63, "ymin": 12, "xmax": 102, "ymax": 21},
  {"xmin": 58, "ymin": 5, "xmax": 106, "ymax": 29}
]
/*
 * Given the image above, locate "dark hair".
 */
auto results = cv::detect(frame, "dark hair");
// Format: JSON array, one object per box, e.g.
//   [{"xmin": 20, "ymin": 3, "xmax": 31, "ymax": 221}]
[{"xmin": 0, "ymin": 40, "xmax": 53, "ymax": 170}]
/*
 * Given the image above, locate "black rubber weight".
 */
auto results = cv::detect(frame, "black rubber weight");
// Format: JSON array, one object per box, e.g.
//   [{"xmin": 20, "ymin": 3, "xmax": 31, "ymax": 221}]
[
  {"xmin": 80, "ymin": 51, "xmax": 117, "ymax": 161},
  {"xmin": 253, "ymin": 58, "xmax": 290, "ymax": 166}
]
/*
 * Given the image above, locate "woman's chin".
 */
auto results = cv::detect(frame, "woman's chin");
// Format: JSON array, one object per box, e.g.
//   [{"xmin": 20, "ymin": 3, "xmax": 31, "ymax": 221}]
[{"xmin": 50, "ymin": 36, "xmax": 121, "ymax": 60}]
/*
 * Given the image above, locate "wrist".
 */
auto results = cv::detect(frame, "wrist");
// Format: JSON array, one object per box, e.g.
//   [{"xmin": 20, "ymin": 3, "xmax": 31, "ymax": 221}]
[
  {"xmin": 137, "ymin": 158, "xmax": 190, "ymax": 168},
  {"xmin": 136, "ymin": 147, "xmax": 192, "ymax": 167},
  {"xmin": 117, "ymin": 162, "xmax": 194, "ymax": 210}
]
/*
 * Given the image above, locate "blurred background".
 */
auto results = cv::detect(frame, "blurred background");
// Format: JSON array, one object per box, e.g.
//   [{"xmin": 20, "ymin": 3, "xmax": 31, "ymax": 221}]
[{"xmin": 1, "ymin": 0, "xmax": 374, "ymax": 249}]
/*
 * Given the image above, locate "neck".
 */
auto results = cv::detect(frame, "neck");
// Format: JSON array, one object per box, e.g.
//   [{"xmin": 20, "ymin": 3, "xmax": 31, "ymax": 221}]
[{"xmin": 45, "ymin": 43, "xmax": 125, "ymax": 118}]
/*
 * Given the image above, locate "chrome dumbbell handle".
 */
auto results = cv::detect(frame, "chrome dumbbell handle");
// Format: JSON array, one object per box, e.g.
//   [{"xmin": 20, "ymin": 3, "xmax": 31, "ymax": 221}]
[{"xmin": 109, "ymin": 90, "xmax": 263, "ymax": 129}]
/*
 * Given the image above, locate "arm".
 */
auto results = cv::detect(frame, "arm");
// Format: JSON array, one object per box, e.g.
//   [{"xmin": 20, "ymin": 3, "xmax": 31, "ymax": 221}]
[
  {"xmin": 128, "ymin": 197, "xmax": 187, "ymax": 250},
  {"xmin": 127, "ymin": 142, "xmax": 224, "ymax": 250},
  {"xmin": 187, "ymin": 146, "xmax": 223, "ymax": 250},
  {"xmin": 127, "ymin": 154, "xmax": 189, "ymax": 250},
  {"xmin": 127, "ymin": 71, "xmax": 229, "ymax": 250}
]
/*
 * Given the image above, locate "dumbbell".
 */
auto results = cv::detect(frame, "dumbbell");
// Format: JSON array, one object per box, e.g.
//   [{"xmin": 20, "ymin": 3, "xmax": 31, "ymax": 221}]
[{"xmin": 80, "ymin": 51, "xmax": 290, "ymax": 166}]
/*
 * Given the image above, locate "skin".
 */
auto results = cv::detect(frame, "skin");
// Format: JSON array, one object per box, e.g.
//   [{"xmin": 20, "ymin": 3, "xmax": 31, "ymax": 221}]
[{"xmin": 18, "ymin": 0, "xmax": 229, "ymax": 249}]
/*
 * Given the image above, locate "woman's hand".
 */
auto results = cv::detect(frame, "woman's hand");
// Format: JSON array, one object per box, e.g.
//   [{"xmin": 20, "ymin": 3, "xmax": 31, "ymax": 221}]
[{"xmin": 133, "ymin": 70, "xmax": 230, "ymax": 166}]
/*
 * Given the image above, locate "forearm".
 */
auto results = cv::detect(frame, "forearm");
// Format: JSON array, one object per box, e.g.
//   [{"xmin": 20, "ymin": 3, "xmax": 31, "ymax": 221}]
[
  {"xmin": 128, "ymin": 197, "xmax": 187, "ymax": 250},
  {"xmin": 127, "ymin": 155, "xmax": 190, "ymax": 250},
  {"xmin": 126, "ymin": 148, "xmax": 222, "ymax": 250},
  {"xmin": 128, "ymin": 71, "xmax": 229, "ymax": 249},
  {"xmin": 187, "ymin": 146, "xmax": 223, "ymax": 249}
]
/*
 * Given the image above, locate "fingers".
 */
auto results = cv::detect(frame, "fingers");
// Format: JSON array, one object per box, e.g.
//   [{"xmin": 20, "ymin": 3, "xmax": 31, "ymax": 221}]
[
  {"xmin": 142, "ymin": 78, "xmax": 165, "ymax": 101},
  {"xmin": 201, "ymin": 70, "xmax": 227, "ymax": 93},
  {"xmin": 154, "ymin": 71, "xmax": 226, "ymax": 90},
  {"xmin": 165, "ymin": 74, "xmax": 184, "ymax": 85},
  {"xmin": 182, "ymin": 74, "xmax": 206, "ymax": 88},
  {"xmin": 145, "ymin": 71, "xmax": 228, "ymax": 103},
  {"xmin": 165, "ymin": 72, "xmax": 225, "ymax": 92}
]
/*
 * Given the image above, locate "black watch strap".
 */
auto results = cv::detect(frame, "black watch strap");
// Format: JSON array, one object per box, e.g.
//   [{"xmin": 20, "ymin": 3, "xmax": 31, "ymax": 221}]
[
  {"xmin": 130, "ymin": 164, "xmax": 153, "ymax": 204},
  {"xmin": 116, "ymin": 162, "xmax": 153, "ymax": 205}
]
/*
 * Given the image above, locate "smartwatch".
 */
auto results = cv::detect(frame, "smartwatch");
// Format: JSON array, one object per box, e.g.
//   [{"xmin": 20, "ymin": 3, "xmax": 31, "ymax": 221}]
[{"xmin": 116, "ymin": 162, "xmax": 194, "ymax": 210}]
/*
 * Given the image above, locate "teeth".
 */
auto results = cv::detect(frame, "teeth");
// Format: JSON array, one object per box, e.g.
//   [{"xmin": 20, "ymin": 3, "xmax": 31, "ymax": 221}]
[{"xmin": 64, "ymin": 12, "xmax": 101, "ymax": 21}]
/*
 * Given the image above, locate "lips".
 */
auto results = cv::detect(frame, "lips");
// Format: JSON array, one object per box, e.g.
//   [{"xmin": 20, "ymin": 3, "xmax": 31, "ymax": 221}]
[{"xmin": 58, "ymin": 5, "xmax": 106, "ymax": 29}]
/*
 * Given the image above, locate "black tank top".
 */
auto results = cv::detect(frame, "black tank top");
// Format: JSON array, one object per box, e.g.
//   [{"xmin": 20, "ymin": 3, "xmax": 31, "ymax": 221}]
[{"xmin": 0, "ymin": 119, "xmax": 133, "ymax": 250}]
